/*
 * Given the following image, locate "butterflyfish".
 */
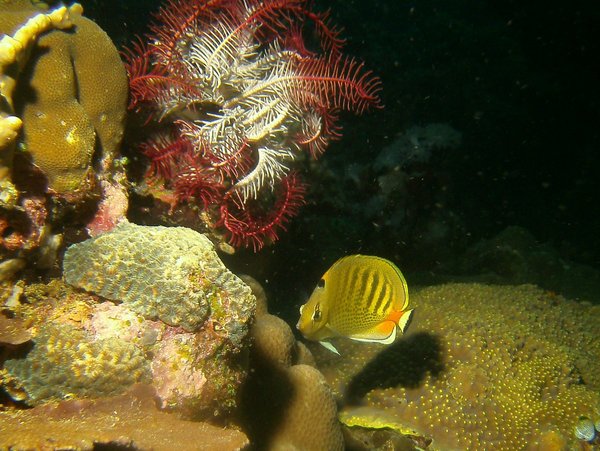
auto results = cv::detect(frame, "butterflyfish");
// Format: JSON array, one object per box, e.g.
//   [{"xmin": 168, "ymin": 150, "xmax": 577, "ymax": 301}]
[{"xmin": 296, "ymin": 254, "xmax": 413, "ymax": 354}]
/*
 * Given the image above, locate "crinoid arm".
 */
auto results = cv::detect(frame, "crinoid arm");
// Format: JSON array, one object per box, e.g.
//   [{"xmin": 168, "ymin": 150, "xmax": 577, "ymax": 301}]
[
  {"xmin": 232, "ymin": 146, "xmax": 296, "ymax": 202},
  {"xmin": 220, "ymin": 173, "xmax": 306, "ymax": 250}
]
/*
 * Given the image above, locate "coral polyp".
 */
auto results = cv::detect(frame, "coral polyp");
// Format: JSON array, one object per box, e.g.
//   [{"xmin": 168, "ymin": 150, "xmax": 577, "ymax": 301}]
[{"xmin": 125, "ymin": 0, "xmax": 382, "ymax": 249}]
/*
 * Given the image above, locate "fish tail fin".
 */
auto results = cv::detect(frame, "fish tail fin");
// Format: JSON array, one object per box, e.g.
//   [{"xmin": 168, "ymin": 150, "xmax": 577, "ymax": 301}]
[{"xmin": 397, "ymin": 308, "xmax": 414, "ymax": 334}]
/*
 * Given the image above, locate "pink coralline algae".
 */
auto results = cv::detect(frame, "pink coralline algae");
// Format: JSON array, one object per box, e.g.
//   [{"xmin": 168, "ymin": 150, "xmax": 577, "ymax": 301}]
[
  {"xmin": 125, "ymin": 0, "xmax": 382, "ymax": 250},
  {"xmin": 2, "ymin": 223, "xmax": 256, "ymax": 415}
]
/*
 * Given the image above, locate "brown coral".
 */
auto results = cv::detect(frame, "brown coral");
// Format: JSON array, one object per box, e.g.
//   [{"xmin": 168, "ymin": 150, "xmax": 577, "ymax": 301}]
[
  {"xmin": 251, "ymin": 314, "xmax": 297, "ymax": 368},
  {"xmin": 241, "ymin": 307, "xmax": 343, "ymax": 450},
  {"xmin": 270, "ymin": 364, "xmax": 344, "ymax": 451},
  {"xmin": 311, "ymin": 283, "xmax": 600, "ymax": 450},
  {"xmin": 0, "ymin": 0, "xmax": 128, "ymax": 195},
  {"xmin": 0, "ymin": 2, "xmax": 81, "ymax": 207}
]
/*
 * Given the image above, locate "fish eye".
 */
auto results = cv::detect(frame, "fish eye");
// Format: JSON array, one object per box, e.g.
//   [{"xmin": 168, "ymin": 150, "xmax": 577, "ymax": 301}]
[
  {"xmin": 317, "ymin": 278, "xmax": 325, "ymax": 288},
  {"xmin": 312, "ymin": 303, "xmax": 322, "ymax": 321}
]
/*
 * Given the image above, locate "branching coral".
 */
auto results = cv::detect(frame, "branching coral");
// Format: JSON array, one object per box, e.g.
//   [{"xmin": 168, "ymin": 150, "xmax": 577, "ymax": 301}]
[
  {"xmin": 311, "ymin": 283, "xmax": 600, "ymax": 450},
  {"xmin": 125, "ymin": 0, "xmax": 382, "ymax": 250}
]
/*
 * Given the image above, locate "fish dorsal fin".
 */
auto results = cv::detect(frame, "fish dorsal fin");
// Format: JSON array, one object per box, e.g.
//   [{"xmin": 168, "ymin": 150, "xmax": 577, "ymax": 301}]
[
  {"xmin": 398, "ymin": 309, "xmax": 414, "ymax": 333},
  {"xmin": 319, "ymin": 340, "xmax": 340, "ymax": 355}
]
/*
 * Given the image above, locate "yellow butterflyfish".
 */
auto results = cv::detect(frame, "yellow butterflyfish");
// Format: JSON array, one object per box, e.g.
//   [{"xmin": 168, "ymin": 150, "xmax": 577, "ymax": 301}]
[{"xmin": 296, "ymin": 254, "xmax": 413, "ymax": 354}]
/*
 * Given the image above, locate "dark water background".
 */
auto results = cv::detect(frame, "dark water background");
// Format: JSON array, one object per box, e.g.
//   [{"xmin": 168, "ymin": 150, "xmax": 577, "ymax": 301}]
[{"xmin": 83, "ymin": 0, "xmax": 599, "ymax": 319}]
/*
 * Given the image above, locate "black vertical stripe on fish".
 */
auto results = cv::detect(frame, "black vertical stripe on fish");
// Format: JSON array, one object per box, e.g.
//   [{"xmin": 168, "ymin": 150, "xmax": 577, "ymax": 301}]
[
  {"xmin": 357, "ymin": 268, "xmax": 370, "ymax": 315},
  {"xmin": 350, "ymin": 264, "xmax": 363, "ymax": 312},
  {"xmin": 380, "ymin": 281, "xmax": 393, "ymax": 316},
  {"xmin": 336, "ymin": 261, "xmax": 352, "ymax": 308},
  {"xmin": 385, "ymin": 259, "xmax": 408, "ymax": 300},
  {"xmin": 345, "ymin": 263, "xmax": 360, "ymax": 309},
  {"xmin": 371, "ymin": 270, "xmax": 387, "ymax": 314},
  {"xmin": 375, "ymin": 277, "xmax": 390, "ymax": 316},
  {"xmin": 356, "ymin": 266, "xmax": 370, "ymax": 309}
]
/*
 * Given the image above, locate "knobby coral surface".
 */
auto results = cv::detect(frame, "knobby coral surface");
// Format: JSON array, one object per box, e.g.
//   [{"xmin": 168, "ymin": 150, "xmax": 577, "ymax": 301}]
[
  {"xmin": 3, "ymin": 323, "xmax": 150, "ymax": 404},
  {"xmin": 240, "ymin": 298, "xmax": 343, "ymax": 450},
  {"xmin": 125, "ymin": 0, "xmax": 382, "ymax": 250},
  {"xmin": 311, "ymin": 283, "xmax": 600, "ymax": 450},
  {"xmin": 2, "ymin": 225, "xmax": 256, "ymax": 416}
]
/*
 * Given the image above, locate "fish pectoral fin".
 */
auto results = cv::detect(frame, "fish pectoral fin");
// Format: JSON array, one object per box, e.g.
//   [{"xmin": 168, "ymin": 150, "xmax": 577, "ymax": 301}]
[
  {"xmin": 319, "ymin": 340, "xmax": 340, "ymax": 355},
  {"xmin": 348, "ymin": 320, "xmax": 398, "ymax": 345}
]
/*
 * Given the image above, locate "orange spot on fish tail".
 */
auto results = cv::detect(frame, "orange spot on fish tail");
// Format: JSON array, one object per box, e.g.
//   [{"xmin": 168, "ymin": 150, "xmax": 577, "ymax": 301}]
[
  {"xmin": 374, "ymin": 320, "xmax": 396, "ymax": 338},
  {"xmin": 386, "ymin": 309, "xmax": 403, "ymax": 325}
]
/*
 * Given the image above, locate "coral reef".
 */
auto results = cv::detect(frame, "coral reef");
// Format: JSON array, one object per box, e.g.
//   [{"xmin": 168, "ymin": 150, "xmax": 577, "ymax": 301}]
[
  {"xmin": 0, "ymin": 384, "xmax": 249, "ymax": 450},
  {"xmin": 0, "ymin": 1, "xmax": 130, "ymax": 275},
  {"xmin": 0, "ymin": 313, "xmax": 30, "ymax": 345},
  {"xmin": 125, "ymin": 0, "xmax": 382, "ymax": 250},
  {"xmin": 0, "ymin": 2, "xmax": 82, "ymax": 201},
  {"xmin": 3, "ymin": 323, "xmax": 150, "ymax": 404},
  {"xmin": 454, "ymin": 225, "xmax": 600, "ymax": 303},
  {"xmin": 310, "ymin": 283, "xmax": 600, "ymax": 450},
  {"xmin": 64, "ymin": 223, "xmax": 255, "ymax": 336},
  {"xmin": 241, "ymin": 304, "xmax": 343, "ymax": 450},
  {"xmin": 1, "ymin": 0, "xmax": 128, "ymax": 195},
  {"xmin": 63, "ymin": 223, "xmax": 246, "ymax": 332},
  {"xmin": 2, "ymin": 225, "xmax": 257, "ymax": 416},
  {"xmin": 270, "ymin": 364, "xmax": 344, "ymax": 450}
]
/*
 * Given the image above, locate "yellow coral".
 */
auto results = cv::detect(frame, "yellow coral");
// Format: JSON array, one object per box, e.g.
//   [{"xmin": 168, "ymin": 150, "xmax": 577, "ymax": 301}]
[
  {"xmin": 3, "ymin": 322, "xmax": 150, "ymax": 404},
  {"xmin": 0, "ymin": 2, "xmax": 81, "ymax": 204},
  {"xmin": 313, "ymin": 283, "xmax": 600, "ymax": 450},
  {"xmin": 0, "ymin": 0, "xmax": 127, "ymax": 195}
]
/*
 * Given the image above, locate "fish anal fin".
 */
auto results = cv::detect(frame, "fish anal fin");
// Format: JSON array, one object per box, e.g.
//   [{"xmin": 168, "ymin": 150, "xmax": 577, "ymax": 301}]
[{"xmin": 348, "ymin": 320, "xmax": 397, "ymax": 345}]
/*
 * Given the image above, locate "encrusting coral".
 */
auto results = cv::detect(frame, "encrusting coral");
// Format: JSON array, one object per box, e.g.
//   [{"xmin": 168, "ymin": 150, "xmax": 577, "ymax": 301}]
[
  {"xmin": 311, "ymin": 283, "xmax": 600, "ymax": 450},
  {"xmin": 2, "ymin": 225, "xmax": 257, "ymax": 416},
  {"xmin": 63, "ymin": 223, "xmax": 251, "ymax": 332},
  {"xmin": 3, "ymin": 323, "xmax": 150, "ymax": 404}
]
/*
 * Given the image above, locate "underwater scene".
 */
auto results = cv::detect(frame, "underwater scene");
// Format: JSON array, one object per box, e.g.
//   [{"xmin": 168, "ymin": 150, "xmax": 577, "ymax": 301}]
[{"xmin": 0, "ymin": 0, "xmax": 599, "ymax": 449}]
